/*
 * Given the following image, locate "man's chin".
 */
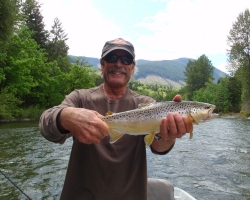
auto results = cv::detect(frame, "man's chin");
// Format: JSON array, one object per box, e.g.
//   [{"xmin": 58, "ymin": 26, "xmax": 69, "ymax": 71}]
[{"xmin": 107, "ymin": 80, "xmax": 129, "ymax": 87}]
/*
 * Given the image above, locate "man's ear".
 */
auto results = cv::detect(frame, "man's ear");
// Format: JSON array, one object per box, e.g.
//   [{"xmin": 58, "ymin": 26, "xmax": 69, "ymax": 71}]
[
  {"xmin": 99, "ymin": 59, "xmax": 104, "ymax": 73},
  {"xmin": 100, "ymin": 59, "xmax": 105, "ymax": 66}
]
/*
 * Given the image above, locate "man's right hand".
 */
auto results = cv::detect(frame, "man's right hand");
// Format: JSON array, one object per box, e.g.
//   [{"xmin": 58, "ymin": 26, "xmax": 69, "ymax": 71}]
[{"xmin": 59, "ymin": 107, "xmax": 110, "ymax": 144}]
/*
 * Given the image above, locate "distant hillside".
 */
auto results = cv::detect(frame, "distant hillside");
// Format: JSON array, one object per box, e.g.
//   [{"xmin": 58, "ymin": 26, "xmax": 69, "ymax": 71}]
[
  {"xmin": 69, "ymin": 55, "xmax": 100, "ymax": 68},
  {"xmin": 69, "ymin": 55, "xmax": 227, "ymax": 88}
]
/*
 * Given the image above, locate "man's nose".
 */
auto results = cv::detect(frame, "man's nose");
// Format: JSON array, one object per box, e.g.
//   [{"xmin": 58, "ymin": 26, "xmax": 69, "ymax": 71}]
[{"xmin": 114, "ymin": 57, "xmax": 123, "ymax": 67}]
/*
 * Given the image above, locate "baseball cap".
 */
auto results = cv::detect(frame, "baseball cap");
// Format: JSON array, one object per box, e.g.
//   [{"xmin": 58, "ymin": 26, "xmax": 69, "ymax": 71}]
[{"xmin": 101, "ymin": 38, "xmax": 135, "ymax": 58}]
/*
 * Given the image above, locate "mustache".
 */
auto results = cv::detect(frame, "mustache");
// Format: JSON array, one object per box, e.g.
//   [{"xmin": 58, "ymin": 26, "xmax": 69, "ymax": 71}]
[{"xmin": 108, "ymin": 66, "xmax": 127, "ymax": 74}]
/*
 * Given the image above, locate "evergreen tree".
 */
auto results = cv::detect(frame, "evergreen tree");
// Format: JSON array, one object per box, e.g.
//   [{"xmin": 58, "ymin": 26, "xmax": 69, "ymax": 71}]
[
  {"xmin": 184, "ymin": 55, "xmax": 214, "ymax": 100},
  {"xmin": 21, "ymin": 0, "xmax": 49, "ymax": 49},
  {"xmin": 0, "ymin": 0, "xmax": 20, "ymax": 82},
  {"xmin": 227, "ymin": 9, "xmax": 250, "ymax": 112},
  {"xmin": 227, "ymin": 76, "xmax": 242, "ymax": 112},
  {"xmin": 215, "ymin": 78, "xmax": 231, "ymax": 113},
  {"xmin": 0, "ymin": 0, "xmax": 19, "ymax": 48},
  {"xmin": 47, "ymin": 17, "xmax": 70, "ymax": 72}
]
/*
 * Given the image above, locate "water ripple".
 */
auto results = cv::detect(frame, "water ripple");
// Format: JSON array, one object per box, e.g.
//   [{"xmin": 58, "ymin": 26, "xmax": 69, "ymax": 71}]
[{"xmin": 0, "ymin": 119, "xmax": 250, "ymax": 199}]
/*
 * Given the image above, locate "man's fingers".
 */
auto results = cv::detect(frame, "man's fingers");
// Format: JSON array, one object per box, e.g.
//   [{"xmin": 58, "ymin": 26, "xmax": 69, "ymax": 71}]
[
  {"xmin": 167, "ymin": 113, "xmax": 178, "ymax": 135},
  {"xmin": 159, "ymin": 117, "xmax": 169, "ymax": 140},
  {"xmin": 173, "ymin": 113, "xmax": 186, "ymax": 137},
  {"xmin": 172, "ymin": 94, "xmax": 182, "ymax": 102},
  {"xmin": 183, "ymin": 116, "xmax": 193, "ymax": 133},
  {"xmin": 94, "ymin": 112, "xmax": 110, "ymax": 137},
  {"xmin": 159, "ymin": 112, "xmax": 192, "ymax": 140}
]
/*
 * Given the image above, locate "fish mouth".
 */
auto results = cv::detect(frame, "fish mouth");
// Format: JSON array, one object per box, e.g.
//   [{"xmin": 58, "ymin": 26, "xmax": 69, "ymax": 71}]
[{"xmin": 201, "ymin": 106, "xmax": 218, "ymax": 121}]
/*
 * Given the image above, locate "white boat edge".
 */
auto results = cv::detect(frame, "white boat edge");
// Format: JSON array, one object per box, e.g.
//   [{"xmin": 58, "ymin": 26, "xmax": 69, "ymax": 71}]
[{"xmin": 174, "ymin": 187, "xmax": 197, "ymax": 200}]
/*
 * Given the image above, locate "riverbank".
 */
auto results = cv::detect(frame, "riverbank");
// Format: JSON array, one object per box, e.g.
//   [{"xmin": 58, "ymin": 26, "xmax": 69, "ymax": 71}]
[
  {"xmin": 0, "ymin": 118, "xmax": 39, "ymax": 123},
  {"xmin": 219, "ymin": 113, "xmax": 250, "ymax": 119}
]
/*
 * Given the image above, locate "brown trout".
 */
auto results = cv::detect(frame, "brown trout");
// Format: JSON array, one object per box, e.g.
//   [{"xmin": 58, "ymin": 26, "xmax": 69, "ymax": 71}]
[{"xmin": 103, "ymin": 101, "xmax": 218, "ymax": 146}]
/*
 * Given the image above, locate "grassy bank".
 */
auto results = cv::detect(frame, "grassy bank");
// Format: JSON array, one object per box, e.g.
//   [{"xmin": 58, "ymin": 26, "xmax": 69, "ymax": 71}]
[{"xmin": 0, "ymin": 106, "xmax": 45, "ymax": 122}]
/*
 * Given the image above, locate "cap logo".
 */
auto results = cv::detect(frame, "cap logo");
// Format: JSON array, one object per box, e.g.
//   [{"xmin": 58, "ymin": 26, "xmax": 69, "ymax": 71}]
[{"xmin": 112, "ymin": 38, "xmax": 127, "ymax": 45}]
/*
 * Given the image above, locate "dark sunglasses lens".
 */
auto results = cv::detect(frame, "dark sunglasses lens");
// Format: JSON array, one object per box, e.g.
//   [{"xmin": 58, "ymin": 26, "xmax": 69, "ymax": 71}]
[
  {"xmin": 121, "ymin": 56, "xmax": 133, "ymax": 65},
  {"xmin": 104, "ymin": 54, "xmax": 118, "ymax": 63},
  {"xmin": 104, "ymin": 54, "xmax": 133, "ymax": 65}
]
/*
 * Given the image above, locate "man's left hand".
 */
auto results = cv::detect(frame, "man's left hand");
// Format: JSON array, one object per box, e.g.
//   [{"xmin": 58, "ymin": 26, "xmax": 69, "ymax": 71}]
[{"xmin": 157, "ymin": 94, "xmax": 193, "ymax": 141}]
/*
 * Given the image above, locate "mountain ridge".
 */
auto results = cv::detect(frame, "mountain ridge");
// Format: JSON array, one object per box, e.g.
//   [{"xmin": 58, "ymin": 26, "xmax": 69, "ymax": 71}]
[{"xmin": 69, "ymin": 55, "xmax": 227, "ymax": 88}]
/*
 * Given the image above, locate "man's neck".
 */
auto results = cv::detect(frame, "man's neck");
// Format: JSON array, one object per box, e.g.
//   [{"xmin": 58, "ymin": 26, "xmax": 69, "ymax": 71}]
[{"xmin": 103, "ymin": 83, "xmax": 127, "ymax": 100}]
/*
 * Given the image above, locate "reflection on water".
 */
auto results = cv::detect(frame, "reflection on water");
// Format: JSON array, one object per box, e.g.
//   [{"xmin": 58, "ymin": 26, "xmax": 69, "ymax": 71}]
[
  {"xmin": 0, "ymin": 121, "xmax": 72, "ymax": 200},
  {"xmin": 0, "ymin": 119, "xmax": 250, "ymax": 199}
]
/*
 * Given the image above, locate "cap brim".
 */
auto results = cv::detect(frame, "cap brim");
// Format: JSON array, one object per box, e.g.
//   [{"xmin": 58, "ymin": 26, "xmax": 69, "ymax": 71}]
[{"xmin": 101, "ymin": 47, "xmax": 134, "ymax": 58}]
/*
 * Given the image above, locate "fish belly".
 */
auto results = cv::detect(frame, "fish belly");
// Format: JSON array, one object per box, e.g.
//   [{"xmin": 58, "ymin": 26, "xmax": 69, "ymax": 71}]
[{"xmin": 107, "ymin": 119, "xmax": 161, "ymax": 136}]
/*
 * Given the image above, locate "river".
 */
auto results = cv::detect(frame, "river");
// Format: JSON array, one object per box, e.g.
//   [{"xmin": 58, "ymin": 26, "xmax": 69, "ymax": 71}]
[{"xmin": 0, "ymin": 118, "xmax": 250, "ymax": 200}]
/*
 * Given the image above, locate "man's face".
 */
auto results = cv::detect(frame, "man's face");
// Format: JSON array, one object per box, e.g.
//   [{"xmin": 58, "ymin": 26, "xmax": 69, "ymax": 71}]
[{"xmin": 101, "ymin": 49, "xmax": 134, "ymax": 88}]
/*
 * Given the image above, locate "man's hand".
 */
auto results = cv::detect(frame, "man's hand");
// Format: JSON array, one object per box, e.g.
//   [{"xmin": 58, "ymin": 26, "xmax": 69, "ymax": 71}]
[
  {"xmin": 151, "ymin": 94, "xmax": 193, "ymax": 153},
  {"xmin": 59, "ymin": 107, "xmax": 110, "ymax": 144},
  {"xmin": 158, "ymin": 94, "xmax": 193, "ymax": 140}
]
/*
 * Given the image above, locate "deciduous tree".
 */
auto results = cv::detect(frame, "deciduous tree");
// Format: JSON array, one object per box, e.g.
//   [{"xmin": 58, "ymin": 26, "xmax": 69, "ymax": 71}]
[
  {"xmin": 184, "ymin": 55, "xmax": 214, "ymax": 100},
  {"xmin": 227, "ymin": 9, "xmax": 250, "ymax": 112}
]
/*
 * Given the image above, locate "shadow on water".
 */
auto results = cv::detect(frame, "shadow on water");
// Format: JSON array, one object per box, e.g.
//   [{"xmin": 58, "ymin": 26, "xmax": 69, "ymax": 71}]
[{"xmin": 0, "ymin": 118, "xmax": 250, "ymax": 199}]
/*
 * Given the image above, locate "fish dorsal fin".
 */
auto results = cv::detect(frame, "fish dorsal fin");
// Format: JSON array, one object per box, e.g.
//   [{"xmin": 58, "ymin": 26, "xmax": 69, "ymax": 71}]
[
  {"xmin": 110, "ymin": 129, "xmax": 124, "ymax": 143},
  {"xmin": 144, "ymin": 132, "xmax": 155, "ymax": 146},
  {"xmin": 105, "ymin": 111, "xmax": 114, "ymax": 116},
  {"xmin": 138, "ymin": 102, "xmax": 155, "ymax": 109}
]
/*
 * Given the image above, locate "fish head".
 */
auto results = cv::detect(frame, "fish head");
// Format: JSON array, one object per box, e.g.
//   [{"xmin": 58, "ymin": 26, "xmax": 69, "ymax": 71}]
[{"xmin": 188, "ymin": 102, "xmax": 218, "ymax": 124}]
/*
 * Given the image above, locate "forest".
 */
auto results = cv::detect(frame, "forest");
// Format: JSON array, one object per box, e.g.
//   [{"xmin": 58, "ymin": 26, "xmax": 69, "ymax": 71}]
[{"xmin": 0, "ymin": 0, "xmax": 250, "ymax": 120}]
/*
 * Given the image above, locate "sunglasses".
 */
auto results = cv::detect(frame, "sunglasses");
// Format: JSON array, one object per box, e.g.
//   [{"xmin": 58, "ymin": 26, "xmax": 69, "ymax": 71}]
[{"xmin": 103, "ymin": 54, "xmax": 134, "ymax": 65}]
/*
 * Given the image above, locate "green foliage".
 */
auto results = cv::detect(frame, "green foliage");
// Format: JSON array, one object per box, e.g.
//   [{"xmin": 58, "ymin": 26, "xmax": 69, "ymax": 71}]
[
  {"xmin": 128, "ymin": 79, "xmax": 179, "ymax": 101},
  {"xmin": 64, "ymin": 63, "xmax": 96, "ymax": 94},
  {"xmin": 240, "ymin": 110, "xmax": 250, "ymax": 118},
  {"xmin": 184, "ymin": 55, "xmax": 214, "ymax": 100},
  {"xmin": 193, "ymin": 77, "xmax": 242, "ymax": 113},
  {"xmin": 227, "ymin": 9, "xmax": 250, "ymax": 112},
  {"xmin": 21, "ymin": 0, "xmax": 49, "ymax": 49},
  {"xmin": 3, "ymin": 25, "xmax": 41, "ymax": 96},
  {"xmin": 16, "ymin": 106, "xmax": 45, "ymax": 119},
  {"xmin": 227, "ymin": 9, "xmax": 250, "ymax": 71},
  {"xmin": 227, "ymin": 76, "xmax": 242, "ymax": 112},
  {"xmin": 193, "ymin": 81, "xmax": 217, "ymax": 104},
  {"xmin": 0, "ymin": 0, "xmax": 246, "ymax": 120},
  {"xmin": 0, "ymin": 0, "xmax": 19, "ymax": 48},
  {"xmin": 46, "ymin": 17, "xmax": 70, "ymax": 72},
  {"xmin": 0, "ymin": 88, "xmax": 23, "ymax": 120},
  {"xmin": 215, "ymin": 78, "xmax": 231, "ymax": 113}
]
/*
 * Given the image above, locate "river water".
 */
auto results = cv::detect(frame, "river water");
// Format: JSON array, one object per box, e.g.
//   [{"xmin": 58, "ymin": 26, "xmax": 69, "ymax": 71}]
[{"xmin": 0, "ymin": 118, "xmax": 250, "ymax": 200}]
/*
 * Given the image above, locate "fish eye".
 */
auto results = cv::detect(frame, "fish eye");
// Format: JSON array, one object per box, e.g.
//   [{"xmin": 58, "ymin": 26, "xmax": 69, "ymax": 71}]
[{"xmin": 205, "ymin": 106, "xmax": 211, "ymax": 109}]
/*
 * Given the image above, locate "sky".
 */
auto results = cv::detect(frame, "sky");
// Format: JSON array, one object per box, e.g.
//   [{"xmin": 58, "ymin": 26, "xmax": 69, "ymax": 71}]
[{"xmin": 38, "ymin": 0, "xmax": 249, "ymax": 73}]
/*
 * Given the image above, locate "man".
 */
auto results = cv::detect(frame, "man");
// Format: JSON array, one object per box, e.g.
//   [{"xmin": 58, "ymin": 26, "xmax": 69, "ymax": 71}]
[{"xmin": 39, "ymin": 38, "xmax": 193, "ymax": 200}]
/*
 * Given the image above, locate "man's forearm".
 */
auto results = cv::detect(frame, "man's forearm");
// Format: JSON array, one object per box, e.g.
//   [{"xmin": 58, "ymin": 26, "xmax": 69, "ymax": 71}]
[{"xmin": 150, "ymin": 138, "xmax": 176, "ymax": 154}]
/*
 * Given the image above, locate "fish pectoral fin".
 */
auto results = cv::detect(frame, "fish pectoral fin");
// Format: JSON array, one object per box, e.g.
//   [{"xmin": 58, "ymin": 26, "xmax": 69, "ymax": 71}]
[
  {"xmin": 105, "ymin": 111, "xmax": 114, "ymax": 116},
  {"xmin": 110, "ymin": 129, "xmax": 124, "ymax": 143},
  {"xmin": 144, "ymin": 132, "xmax": 155, "ymax": 146},
  {"xmin": 188, "ymin": 112, "xmax": 199, "ymax": 125}
]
